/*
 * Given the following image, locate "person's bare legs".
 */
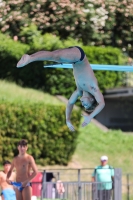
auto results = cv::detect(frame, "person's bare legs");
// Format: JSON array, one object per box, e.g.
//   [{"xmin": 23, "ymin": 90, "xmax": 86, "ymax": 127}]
[
  {"xmin": 15, "ymin": 190, "xmax": 23, "ymax": 200},
  {"xmin": 22, "ymin": 186, "xmax": 32, "ymax": 200},
  {"xmin": 1, "ymin": 195, "xmax": 4, "ymax": 200},
  {"xmin": 16, "ymin": 47, "xmax": 81, "ymax": 68}
]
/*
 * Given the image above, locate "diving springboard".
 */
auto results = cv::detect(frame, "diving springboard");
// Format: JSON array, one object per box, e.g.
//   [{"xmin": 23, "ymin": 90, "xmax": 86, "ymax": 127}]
[{"xmin": 44, "ymin": 64, "xmax": 133, "ymax": 72}]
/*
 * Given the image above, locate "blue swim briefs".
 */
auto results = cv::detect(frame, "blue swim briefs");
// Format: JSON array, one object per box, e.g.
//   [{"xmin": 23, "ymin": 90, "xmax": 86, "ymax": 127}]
[{"xmin": 11, "ymin": 181, "xmax": 31, "ymax": 191}]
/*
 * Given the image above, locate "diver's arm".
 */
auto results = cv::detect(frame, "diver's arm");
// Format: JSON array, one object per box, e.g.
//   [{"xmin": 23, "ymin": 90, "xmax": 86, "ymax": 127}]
[
  {"xmin": 89, "ymin": 90, "xmax": 105, "ymax": 118},
  {"xmin": 66, "ymin": 89, "xmax": 82, "ymax": 131},
  {"xmin": 6, "ymin": 159, "xmax": 15, "ymax": 185}
]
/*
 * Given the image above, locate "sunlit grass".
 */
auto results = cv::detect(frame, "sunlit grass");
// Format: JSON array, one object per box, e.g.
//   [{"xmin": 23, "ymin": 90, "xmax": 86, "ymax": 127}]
[
  {"xmin": 40, "ymin": 119, "xmax": 133, "ymax": 175},
  {"xmin": 0, "ymin": 80, "xmax": 63, "ymax": 105},
  {"xmin": 72, "ymin": 120, "xmax": 133, "ymax": 173}
]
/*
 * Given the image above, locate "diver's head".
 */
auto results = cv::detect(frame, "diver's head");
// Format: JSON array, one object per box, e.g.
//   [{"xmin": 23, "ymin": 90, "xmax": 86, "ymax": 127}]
[
  {"xmin": 80, "ymin": 96, "xmax": 94, "ymax": 109},
  {"xmin": 80, "ymin": 92, "xmax": 98, "ymax": 112}
]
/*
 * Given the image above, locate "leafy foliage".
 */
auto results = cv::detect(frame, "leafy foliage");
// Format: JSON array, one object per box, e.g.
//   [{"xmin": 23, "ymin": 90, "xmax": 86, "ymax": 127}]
[
  {"xmin": 0, "ymin": 0, "xmax": 93, "ymax": 43},
  {"xmin": 83, "ymin": 46, "xmax": 127, "ymax": 91},
  {"xmin": 0, "ymin": 0, "xmax": 133, "ymax": 55},
  {"xmin": 0, "ymin": 101, "xmax": 81, "ymax": 165},
  {"xmin": 0, "ymin": 32, "xmax": 29, "ymax": 82},
  {"xmin": 84, "ymin": 0, "xmax": 133, "ymax": 56}
]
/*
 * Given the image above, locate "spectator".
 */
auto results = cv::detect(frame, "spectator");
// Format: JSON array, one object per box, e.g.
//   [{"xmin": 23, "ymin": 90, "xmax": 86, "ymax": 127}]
[
  {"xmin": 92, "ymin": 155, "xmax": 114, "ymax": 200},
  {"xmin": 44, "ymin": 172, "xmax": 55, "ymax": 198},
  {"xmin": 46, "ymin": 172, "xmax": 55, "ymax": 182},
  {"xmin": 6, "ymin": 139, "xmax": 38, "ymax": 200},
  {"xmin": 0, "ymin": 161, "xmax": 16, "ymax": 200}
]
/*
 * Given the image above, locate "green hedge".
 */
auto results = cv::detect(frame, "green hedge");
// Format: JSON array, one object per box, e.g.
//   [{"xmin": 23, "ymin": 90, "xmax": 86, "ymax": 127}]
[
  {"xmin": 0, "ymin": 32, "xmax": 127, "ymax": 96},
  {"xmin": 83, "ymin": 46, "xmax": 127, "ymax": 92},
  {"xmin": 0, "ymin": 101, "xmax": 81, "ymax": 165},
  {"xmin": 0, "ymin": 33, "xmax": 30, "ymax": 81}
]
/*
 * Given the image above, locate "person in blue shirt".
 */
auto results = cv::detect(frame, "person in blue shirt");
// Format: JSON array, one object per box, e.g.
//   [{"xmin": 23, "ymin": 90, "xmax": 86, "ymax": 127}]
[
  {"xmin": 92, "ymin": 155, "xmax": 114, "ymax": 200},
  {"xmin": 0, "ymin": 161, "xmax": 16, "ymax": 200}
]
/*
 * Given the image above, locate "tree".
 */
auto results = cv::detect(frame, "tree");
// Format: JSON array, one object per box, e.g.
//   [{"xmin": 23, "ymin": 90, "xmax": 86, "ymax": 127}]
[
  {"xmin": 0, "ymin": 0, "xmax": 133, "ymax": 56},
  {"xmin": 0, "ymin": 0, "xmax": 94, "ymax": 43},
  {"xmin": 86, "ymin": 0, "xmax": 133, "ymax": 56}
]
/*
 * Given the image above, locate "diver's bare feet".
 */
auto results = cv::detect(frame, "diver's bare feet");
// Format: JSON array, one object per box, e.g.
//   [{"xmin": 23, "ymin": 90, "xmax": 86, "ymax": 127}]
[{"xmin": 16, "ymin": 54, "xmax": 30, "ymax": 68}]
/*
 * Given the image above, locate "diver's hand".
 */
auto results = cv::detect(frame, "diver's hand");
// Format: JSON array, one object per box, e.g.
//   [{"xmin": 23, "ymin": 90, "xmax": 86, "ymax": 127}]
[
  {"xmin": 81, "ymin": 114, "xmax": 91, "ymax": 127},
  {"xmin": 66, "ymin": 120, "xmax": 75, "ymax": 132}
]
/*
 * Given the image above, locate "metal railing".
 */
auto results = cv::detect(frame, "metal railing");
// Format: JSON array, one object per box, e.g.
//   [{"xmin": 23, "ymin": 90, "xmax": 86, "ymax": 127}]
[
  {"xmin": 31, "ymin": 168, "xmax": 122, "ymax": 200},
  {"xmin": 32, "ymin": 181, "xmax": 114, "ymax": 200},
  {"xmin": 122, "ymin": 173, "xmax": 133, "ymax": 200},
  {"xmin": 41, "ymin": 181, "xmax": 113, "ymax": 200}
]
